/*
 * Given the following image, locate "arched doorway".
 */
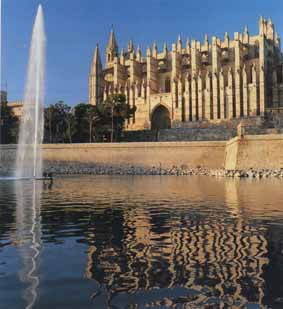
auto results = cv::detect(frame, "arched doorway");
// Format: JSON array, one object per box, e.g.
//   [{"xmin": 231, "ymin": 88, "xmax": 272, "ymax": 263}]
[{"xmin": 151, "ymin": 105, "xmax": 171, "ymax": 130}]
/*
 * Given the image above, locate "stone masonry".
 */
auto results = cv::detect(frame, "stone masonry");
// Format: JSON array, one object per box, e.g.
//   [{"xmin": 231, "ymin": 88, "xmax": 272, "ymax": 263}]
[{"xmin": 89, "ymin": 18, "xmax": 283, "ymax": 131}]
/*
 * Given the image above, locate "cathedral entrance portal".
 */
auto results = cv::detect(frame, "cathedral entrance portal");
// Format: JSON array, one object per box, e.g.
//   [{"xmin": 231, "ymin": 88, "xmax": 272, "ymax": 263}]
[{"xmin": 151, "ymin": 105, "xmax": 171, "ymax": 130}]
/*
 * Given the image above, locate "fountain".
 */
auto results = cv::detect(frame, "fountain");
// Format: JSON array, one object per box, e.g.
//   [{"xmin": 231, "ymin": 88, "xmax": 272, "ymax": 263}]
[{"xmin": 16, "ymin": 4, "xmax": 46, "ymax": 179}]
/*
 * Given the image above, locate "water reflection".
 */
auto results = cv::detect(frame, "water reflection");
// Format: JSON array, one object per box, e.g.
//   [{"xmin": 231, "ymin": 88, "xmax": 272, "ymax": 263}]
[
  {"xmin": 41, "ymin": 176, "xmax": 283, "ymax": 308},
  {"xmin": 1, "ymin": 176, "xmax": 283, "ymax": 308},
  {"xmin": 15, "ymin": 180, "xmax": 42, "ymax": 309}
]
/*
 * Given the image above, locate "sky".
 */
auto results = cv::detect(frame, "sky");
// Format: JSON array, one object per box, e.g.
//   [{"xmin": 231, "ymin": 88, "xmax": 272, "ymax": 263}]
[{"xmin": 1, "ymin": 0, "xmax": 283, "ymax": 106}]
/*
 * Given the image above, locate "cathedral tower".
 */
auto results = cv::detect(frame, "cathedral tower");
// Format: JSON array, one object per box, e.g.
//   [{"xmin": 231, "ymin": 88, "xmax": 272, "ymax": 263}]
[
  {"xmin": 106, "ymin": 27, "xmax": 118, "ymax": 68},
  {"xmin": 89, "ymin": 44, "xmax": 102, "ymax": 105}
]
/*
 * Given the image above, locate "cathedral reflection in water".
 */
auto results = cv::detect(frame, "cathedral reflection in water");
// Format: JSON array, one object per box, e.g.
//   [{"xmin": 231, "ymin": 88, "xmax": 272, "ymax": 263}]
[
  {"xmin": 1, "ymin": 176, "xmax": 283, "ymax": 308},
  {"xmin": 76, "ymin": 177, "xmax": 283, "ymax": 307}
]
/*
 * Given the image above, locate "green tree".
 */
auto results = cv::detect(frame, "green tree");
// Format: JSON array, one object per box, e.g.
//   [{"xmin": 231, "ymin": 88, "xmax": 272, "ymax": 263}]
[
  {"xmin": 66, "ymin": 112, "xmax": 76, "ymax": 143},
  {"xmin": 95, "ymin": 94, "xmax": 136, "ymax": 142},
  {"xmin": 0, "ymin": 103, "xmax": 19, "ymax": 144},
  {"xmin": 72, "ymin": 103, "xmax": 98, "ymax": 142},
  {"xmin": 44, "ymin": 101, "xmax": 73, "ymax": 143}
]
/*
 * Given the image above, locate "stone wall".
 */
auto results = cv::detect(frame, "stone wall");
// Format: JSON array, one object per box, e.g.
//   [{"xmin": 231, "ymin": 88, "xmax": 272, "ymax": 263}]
[
  {"xmin": 0, "ymin": 142, "xmax": 226, "ymax": 174},
  {"xmin": 122, "ymin": 117, "xmax": 271, "ymax": 143},
  {"xmin": 123, "ymin": 127, "xmax": 236, "ymax": 142},
  {"xmin": 1, "ymin": 134, "xmax": 283, "ymax": 175},
  {"xmin": 43, "ymin": 142, "xmax": 226, "ymax": 169},
  {"xmin": 225, "ymin": 134, "xmax": 283, "ymax": 170}
]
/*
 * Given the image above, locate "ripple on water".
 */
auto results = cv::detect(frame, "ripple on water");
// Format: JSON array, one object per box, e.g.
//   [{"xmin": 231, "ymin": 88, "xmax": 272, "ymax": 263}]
[{"xmin": 0, "ymin": 176, "xmax": 283, "ymax": 308}]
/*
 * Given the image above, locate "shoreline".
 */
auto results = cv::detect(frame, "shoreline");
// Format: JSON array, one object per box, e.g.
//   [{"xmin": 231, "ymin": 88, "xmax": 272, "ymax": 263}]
[
  {"xmin": 1, "ymin": 165, "xmax": 283, "ymax": 179},
  {"xmin": 45, "ymin": 165, "xmax": 283, "ymax": 179}
]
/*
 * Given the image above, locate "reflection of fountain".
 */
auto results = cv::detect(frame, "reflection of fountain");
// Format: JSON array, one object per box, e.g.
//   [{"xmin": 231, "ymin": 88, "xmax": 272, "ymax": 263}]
[
  {"xmin": 12, "ymin": 5, "xmax": 46, "ymax": 308},
  {"xmin": 15, "ymin": 180, "xmax": 42, "ymax": 309},
  {"xmin": 16, "ymin": 5, "xmax": 46, "ymax": 179}
]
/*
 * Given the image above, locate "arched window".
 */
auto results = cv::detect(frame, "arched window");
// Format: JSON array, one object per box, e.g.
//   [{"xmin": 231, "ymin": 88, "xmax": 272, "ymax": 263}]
[{"xmin": 165, "ymin": 78, "xmax": 171, "ymax": 93}]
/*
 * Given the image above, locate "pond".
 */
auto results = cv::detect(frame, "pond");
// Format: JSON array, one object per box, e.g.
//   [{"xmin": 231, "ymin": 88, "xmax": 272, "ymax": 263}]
[{"xmin": 0, "ymin": 176, "xmax": 283, "ymax": 308}]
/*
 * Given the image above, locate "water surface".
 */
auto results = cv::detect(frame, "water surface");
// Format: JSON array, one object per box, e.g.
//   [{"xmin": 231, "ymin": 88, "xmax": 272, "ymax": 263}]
[{"xmin": 0, "ymin": 176, "xmax": 283, "ymax": 308}]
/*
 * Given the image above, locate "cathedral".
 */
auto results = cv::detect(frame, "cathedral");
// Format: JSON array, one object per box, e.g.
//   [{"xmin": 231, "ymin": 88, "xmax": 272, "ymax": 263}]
[{"xmin": 89, "ymin": 17, "xmax": 283, "ymax": 131}]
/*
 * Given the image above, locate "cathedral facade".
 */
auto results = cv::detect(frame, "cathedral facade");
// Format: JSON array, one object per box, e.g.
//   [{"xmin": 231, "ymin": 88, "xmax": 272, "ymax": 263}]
[{"xmin": 89, "ymin": 18, "xmax": 283, "ymax": 131}]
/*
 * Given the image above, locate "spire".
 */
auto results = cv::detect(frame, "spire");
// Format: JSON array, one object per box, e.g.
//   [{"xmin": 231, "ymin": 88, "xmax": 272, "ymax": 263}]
[
  {"xmin": 106, "ymin": 26, "xmax": 118, "ymax": 67},
  {"xmin": 120, "ymin": 48, "xmax": 125, "ymax": 64},
  {"xmin": 224, "ymin": 32, "xmax": 229, "ymax": 46},
  {"xmin": 259, "ymin": 16, "xmax": 264, "ymax": 23},
  {"xmin": 91, "ymin": 43, "xmax": 102, "ymax": 74},
  {"xmin": 128, "ymin": 39, "xmax": 134, "ymax": 52},
  {"xmin": 153, "ymin": 40, "xmax": 157, "ymax": 50},
  {"xmin": 107, "ymin": 26, "xmax": 118, "ymax": 52},
  {"xmin": 259, "ymin": 16, "xmax": 265, "ymax": 36},
  {"xmin": 89, "ymin": 43, "xmax": 102, "ymax": 105},
  {"xmin": 186, "ymin": 37, "xmax": 190, "ymax": 47},
  {"xmin": 177, "ymin": 34, "xmax": 182, "ymax": 52},
  {"xmin": 275, "ymin": 32, "xmax": 280, "ymax": 46},
  {"xmin": 243, "ymin": 25, "xmax": 249, "ymax": 43},
  {"xmin": 204, "ymin": 33, "xmax": 209, "ymax": 49},
  {"xmin": 136, "ymin": 45, "xmax": 141, "ymax": 61},
  {"xmin": 204, "ymin": 33, "xmax": 208, "ymax": 43},
  {"xmin": 162, "ymin": 42, "xmax": 168, "ymax": 58},
  {"xmin": 152, "ymin": 41, "xmax": 158, "ymax": 57},
  {"xmin": 163, "ymin": 42, "xmax": 168, "ymax": 52},
  {"xmin": 146, "ymin": 46, "xmax": 152, "ymax": 57}
]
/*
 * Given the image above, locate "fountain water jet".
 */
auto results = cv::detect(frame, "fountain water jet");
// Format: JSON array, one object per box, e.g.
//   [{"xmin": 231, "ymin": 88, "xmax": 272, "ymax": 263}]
[{"xmin": 16, "ymin": 5, "xmax": 46, "ymax": 179}]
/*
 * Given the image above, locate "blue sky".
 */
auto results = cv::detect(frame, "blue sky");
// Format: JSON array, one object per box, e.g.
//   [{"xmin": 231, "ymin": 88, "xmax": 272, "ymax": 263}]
[{"xmin": 2, "ymin": 0, "xmax": 283, "ymax": 106}]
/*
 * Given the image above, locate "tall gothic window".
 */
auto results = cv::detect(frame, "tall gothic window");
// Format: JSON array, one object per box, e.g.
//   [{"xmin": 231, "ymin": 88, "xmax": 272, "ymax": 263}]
[{"xmin": 165, "ymin": 78, "xmax": 171, "ymax": 93}]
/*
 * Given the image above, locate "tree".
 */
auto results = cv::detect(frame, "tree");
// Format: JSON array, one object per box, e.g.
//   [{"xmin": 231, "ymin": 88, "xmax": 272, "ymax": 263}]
[
  {"xmin": 73, "ymin": 103, "xmax": 91, "ymax": 142},
  {"xmin": 44, "ymin": 101, "xmax": 73, "ymax": 143},
  {"xmin": 0, "ymin": 103, "xmax": 19, "ymax": 144},
  {"xmin": 66, "ymin": 112, "xmax": 76, "ymax": 143},
  {"xmin": 95, "ymin": 94, "xmax": 136, "ymax": 142}
]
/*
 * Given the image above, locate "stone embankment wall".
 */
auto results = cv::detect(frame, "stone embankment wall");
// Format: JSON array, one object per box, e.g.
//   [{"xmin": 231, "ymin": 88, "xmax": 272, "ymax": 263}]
[
  {"xmin": 0, "ymin": 142, "xmax": 226, "ymax": 174},
  {"xmin": 225, "ymin": 134, "xmax": 283, "ymax": 170},
  {"xmin": 44, "ymin": 142, "xmax": 226, "ymax": 169},
  {"xmin": 1, "ymin": 134, "xmax": 283, "ymax": 175}
]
